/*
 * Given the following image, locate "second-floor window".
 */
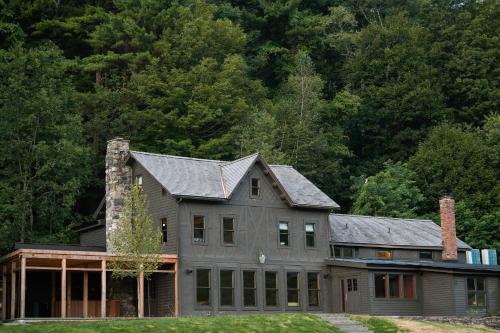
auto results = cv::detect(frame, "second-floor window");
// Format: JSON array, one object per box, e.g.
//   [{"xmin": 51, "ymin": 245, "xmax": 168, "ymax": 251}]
[
  {"xmin": 251, "ymin": 178, "xmax": 261, "ymax": 197},
  {"xmin": 193, "ymin": 215, "xmax": 206, "ymax": 243},
  {"xmin": 419, "ymin": 251, "xmax": 433, "ymax": 260},
  {"xmin": 222, "ymin": 217, "xmax": 235, "ymax": 245},
  {"xmin": 279, "ymin": 222, "xmax": 290, "ymax": 247},
  {"xmin": 305, "ymin": 223, "xmax": 315, "ymax": 248},
  {"xmin": 160, "ymin": 217, "xmax": 167, "ymax": 243}
]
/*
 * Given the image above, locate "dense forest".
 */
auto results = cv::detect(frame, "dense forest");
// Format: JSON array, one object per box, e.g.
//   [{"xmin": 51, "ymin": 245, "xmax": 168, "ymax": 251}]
[{"xmin": 0, "ymin": 0, "xmax": 498, "ymax": 255}]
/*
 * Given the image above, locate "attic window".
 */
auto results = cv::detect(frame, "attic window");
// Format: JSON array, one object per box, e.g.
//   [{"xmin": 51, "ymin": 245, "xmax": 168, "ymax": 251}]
[
  {"xmin": 135, "ymin": 175, "xmax": 143, "ymax": 186},
  {"xmin": 251, "ymin": 178, "xmax": 261, "ymax": 197},
  {"xmin": 419, "ymin": 251, "xmax": 433, "ymax": 260},
  {"xmin": 377, "ymin": 249, "xmax": 393, "ymax": 259}
]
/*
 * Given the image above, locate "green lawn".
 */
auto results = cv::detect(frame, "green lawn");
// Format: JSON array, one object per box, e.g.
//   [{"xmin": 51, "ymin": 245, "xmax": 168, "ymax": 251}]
[
  {"xmin": 0, "ymin": 313, "xmax": 341, "ymax": 333},
  {"xmin": 350, "ymin": 315, "xmax": 400, "ymax": 333}
]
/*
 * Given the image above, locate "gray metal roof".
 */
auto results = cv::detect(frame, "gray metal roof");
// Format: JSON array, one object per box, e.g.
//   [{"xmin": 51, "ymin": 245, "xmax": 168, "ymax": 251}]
[
  {"xmin": 130, "ymin": 151, "xmax": 339, "ymax": 209},
  {"xmin": 330, "ymin": 214, "xmax": 471, "ymax": 250},
  {"xmin": 328, "ymin": 258, "xmax": 500, "ymax": 274}
]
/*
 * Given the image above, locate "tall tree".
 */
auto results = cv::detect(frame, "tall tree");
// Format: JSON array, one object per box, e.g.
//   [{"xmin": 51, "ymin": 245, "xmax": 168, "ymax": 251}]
[
  {"xmin": 352, "ymin": 161, "xmax": 424, "ymax": 218},
  {"xmin": 0, "ymin": 44, "xmax": 91, "ymax": 253}
]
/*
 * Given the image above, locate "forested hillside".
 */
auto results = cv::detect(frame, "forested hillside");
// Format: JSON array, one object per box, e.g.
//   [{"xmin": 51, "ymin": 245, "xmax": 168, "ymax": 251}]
[{"xmin": 0, "ymin": 0, "xmax": 498, "ymax": 254}]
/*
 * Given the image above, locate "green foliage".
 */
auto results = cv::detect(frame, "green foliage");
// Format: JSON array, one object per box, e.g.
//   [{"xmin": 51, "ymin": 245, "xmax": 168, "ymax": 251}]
[
  {"xmin": 352, "ymin": 162, "xmax": 424, "ymax": 218},
  {"xmin": 0, "ymin": 44, "xmax": 91, "ymax": 253},
  {"xmin": 108, "ymin": 183, "xmax": 163, "ymax": 279}
]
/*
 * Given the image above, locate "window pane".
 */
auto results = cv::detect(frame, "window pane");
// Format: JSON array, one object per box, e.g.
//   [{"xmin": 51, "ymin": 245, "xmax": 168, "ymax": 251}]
[
  {"xmin": 353, "ymin": 279, "xmax": 358, "ymax": 291},
  {"xmin": 244, "ymin": 289, "xmax": 256, "ymax": 307},
  {"xmin": 280, "ymin": 230, "xmax": 289, "ymax": 246},
  {"xmin": 193, "ymin": 216, "xmax": 205, "ymax": 242},
  {"xmin": 343, "ymin": 247, "xmax": 353, "ymax": 258},
  {"xmin": 266, "ymin": 272, "xmax": 278, "ymax": 289},
  {"xmin": 220, "ymin": 270, "xmax": 233, "ymax": 288},
  {"xmin": 419, "ymin": 251, "xmax": 433, "ymax": 260},
  {"xmin": 244, "ymin": 271, "xmax": 256, "ymax": 288},
  {"xmin": 477, "ymin": 278, "xmax": 485, "ymax": 291},
  {"xmin": 196, "ymin": 269, "xmax": 210, "ymax": 306},
  {"xmin": 389, "ymin": 274, "xmax": 400, "ymax": 297},
  {"xmin": 468, "ymin": 292, "xmax": 476, "ymax": 306},
  {"xmin": 307, "ymin": 273, "xmax": 319, "ymax": 289},
  {"xmin": 287, "ymin": 272, "xmax": 299, "ymax": 289},
  {"xmin": 251, "ymin": 178, "xmax": 260, "ymax": 196},
  {"xmin": 266, "ymin": 290, "xmax": 278, "ymax": 307},
  {"xmin": 467, "ymin": 278, "xmax": 475, "ymax": 291},
  {"xmin": 220, "ymin": 288, "xmax": 234, "ymax": 306},
  {"xmin": 287, "ymin": 272, "xmax": 300, "ymax": 307},
  {"xmin": 305, "ymin": 224, "xmax": 314, "ymax": 232},
  {"xmin": 375, "ymin": 274, "xmax": 386, "ymax": 298},
  {"xmin": 377, "ymin": 250, "xmax": 392, "ymax": 259},
  {"xmin": 306, "ymin": 233, "xmax": 315, "ymax": 247},
  {"xmin": 334, "ymin": 246, "xmax": 341, "ymax": 257},
  {"xmin": 307, "ymin": 273, "xmax": 319, "ymax": 307},
  {"xmin": 308, "ymin": 290, "xmax": 320, "ymax": 307},
  {"xmin": 279, "ymin": 222, "xmax": 288, "ymax": 230},
  {"xmin": 197, "ymin": 269, "xmax": 210, "ymax": 287},
  {"xmin": 194, "ymin": 216, "xmax": 204, "ymax": 228},
  {"xmin": 477, "ymin": 292, "xmax": 486, "ymax": 306},
  {"xmin": 223, "ymin": 231, "xmax": 234, "ymax": 244},
  {"xmin": 403, "ymin": 275, "xmax": 415, "ymax": 299},
  {"xmin": 194, "ymin": 228, "xmax": 205, "ymax": 243},
  {"xmin": 347, "ymin": 279, "xmax": 352, "ymax": 291}
]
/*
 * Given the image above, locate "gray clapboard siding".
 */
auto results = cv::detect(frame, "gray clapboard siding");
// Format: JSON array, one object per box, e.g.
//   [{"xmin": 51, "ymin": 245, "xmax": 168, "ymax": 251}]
[
  {"xmin": 133, "ymin": 161, "xmax": 178, "ymax": 254},
  {"xmin": 330, "ymin": 266, "xmax": 370, "ymax": 314},
  {"xmin": 487, "ymin": 277, "xmax": 499, "ymax": 313},
  {"xmin": 422, "ymin": 272, "xmax": 456, "ymax": 316}
]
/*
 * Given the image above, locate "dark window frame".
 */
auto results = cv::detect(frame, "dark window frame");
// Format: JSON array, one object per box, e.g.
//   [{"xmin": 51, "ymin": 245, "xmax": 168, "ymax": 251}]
[
  {"xmin": 307, "ymin": 272, "xmax": 321, "ymax": 308},
  {"xmin": 419, "ymin": 250, "xmax": 433, "ymax": 260},
  {"xmin": 278, "ymin": 220, "xmax": 290, "ymax": 247},
  {"xmin": 264, "ymin": 271, "xmax": 280, "ymax": 308},
  {"xmin": 467, "ymin": 277, "xmax": 486, "ymax": 308},
  {"xmin": 286, "ymin": 271, "xmax": 300, "ymax": 308},
  {"xmin": 195, "ymin": 268, "xmax": 212, "ymax": 308},
  {"xmin": 219, "ymin": 269, "xmax": 235, "ymax": 308},
  {"xmin": 242, "ymin": 270, "xmax": 257, "ymax": 309},
  {"xmin": 304, "ymin": 222, "xmax": 316, "ymax": 248},
  {"xmin": 221, "ymin": 216, "xmax": 236, "ymax": 246},
  {"xmin": 160, "ymin": 217, "xmax": 167, "ymax": 243},
  {"xmin": 250, "ymin": 178, "xmax": 261, "ymax": 198},
  {"xmin": 192, "ymin": 214, "xmax": 207, "ymax": 245}
]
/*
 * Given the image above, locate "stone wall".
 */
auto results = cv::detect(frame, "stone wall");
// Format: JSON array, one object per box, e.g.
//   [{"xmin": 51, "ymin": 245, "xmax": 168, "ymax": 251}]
[{"xmin": 105, "ymin": 138, "xmax": 132, "ymax": 252}]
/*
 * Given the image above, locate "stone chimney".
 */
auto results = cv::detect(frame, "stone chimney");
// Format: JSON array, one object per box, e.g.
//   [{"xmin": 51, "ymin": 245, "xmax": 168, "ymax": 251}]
[
  {"xmin": 105, "ymin": 137, "xmax": 132, "ymax": 251},
  {"xmin": 440, "ymin": 195, "xmax": 458, "ymax": 261}
]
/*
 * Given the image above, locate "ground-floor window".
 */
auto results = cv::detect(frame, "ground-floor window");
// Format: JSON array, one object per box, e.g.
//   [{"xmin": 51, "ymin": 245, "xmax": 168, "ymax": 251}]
[
  {"xmin": 196, "ymin": 269, "xmax": 211, "ymax": 306},
  {"xmin": 287, "ymin": 272, "xmax": 300, "ymax": 307},
  {"xmin": 220, "ymin": 270, "xmax": 234, "ymax": 307},
  {"xmin": 374, "ymin": 273, "xmax": 416, "ymax": 299},
  {"xmin": 307, "ymin": 272, "xmax": 320, "ymax": 307},
  {"xmin": 265, "ymin": 271, "xmax": 279, "ymax": 307},
  {"xmin": 243, "ymin": 271, "xmax": 257, "ymax": 307},
  {"xmin": 467, "ymin": 277, "xmax": 486, "ymax": 307}
]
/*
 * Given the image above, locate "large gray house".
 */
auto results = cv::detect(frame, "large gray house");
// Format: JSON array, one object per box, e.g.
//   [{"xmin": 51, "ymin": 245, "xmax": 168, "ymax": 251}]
[{"xmin": 0, "ymin": 137, "xmax": 499, "ymax": 320}]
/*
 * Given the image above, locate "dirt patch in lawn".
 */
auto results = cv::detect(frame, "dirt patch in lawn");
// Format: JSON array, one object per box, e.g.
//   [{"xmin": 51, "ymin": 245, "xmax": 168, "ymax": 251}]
[{"xmin": 388, "ymin": 318, "xmax": 498, "ymax": 333}]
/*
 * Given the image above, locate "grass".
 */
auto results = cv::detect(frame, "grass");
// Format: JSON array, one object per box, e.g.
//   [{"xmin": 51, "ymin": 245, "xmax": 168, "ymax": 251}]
[
  {"xmin": 0, "ymin": 313, "xmax": 342, "ymax": 333},
  {"xmin": 350, "ymin": 315, "xmax": 401, "ymax": 333}
]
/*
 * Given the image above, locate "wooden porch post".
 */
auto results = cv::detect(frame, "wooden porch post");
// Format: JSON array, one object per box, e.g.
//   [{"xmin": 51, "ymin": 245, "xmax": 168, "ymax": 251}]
[
  {"xmin": 83, "ymin": 271, "xmax": 88, "ymax": 318},
  {"xmin": 138, "ymin": 270, "xmax": 144, "ymax": 318},
  {"xmin": 2, "ymin": 265, "xmax": 6, "ymax": 321},
  {"xmin": 61, "ymin": 258, "xmax": 66, "ymax": 318},
  {"xmin": 19, "ymin": 257, "xmax": 26, "ymax": 319},
  {"xmin": 101, "ymin": 260, "xmax": 106, "ymax": 318},
  {"xmin": 67, "ymin": 272, "xmax": 71, "ymax": 317},
  {"xmin": 174, "ymin": 261, "xmax": 179, "ymax": 317},
  {"xmin": 10, "ymin": 261, "xmax": 16, "ymax": 319}
]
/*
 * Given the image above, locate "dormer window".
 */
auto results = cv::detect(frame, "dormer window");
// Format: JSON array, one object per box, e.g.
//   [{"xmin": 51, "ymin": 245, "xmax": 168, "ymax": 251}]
[{"xmin": 250, "ymin": 178, "xmax": 260, "ymax": 197}]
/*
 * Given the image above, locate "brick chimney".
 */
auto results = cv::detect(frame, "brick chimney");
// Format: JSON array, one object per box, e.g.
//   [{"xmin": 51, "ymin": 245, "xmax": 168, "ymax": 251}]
[
  {"xmin": 105, "ymin": 137, "xmax": 132, "ymax": 251},
  {"xmin": 440, "ymin": 195, "xmax": 458, "ymax": 261}
]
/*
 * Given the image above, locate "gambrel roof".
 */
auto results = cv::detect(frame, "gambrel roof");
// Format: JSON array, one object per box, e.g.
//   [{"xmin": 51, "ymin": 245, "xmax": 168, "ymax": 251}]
[
  {"xmin": 330, "ymin": 214, "xmax": 470, "ymax": 250},
  {"xmin": 129, "ymin": 151, "xmax": 339, "ymax": 210}
]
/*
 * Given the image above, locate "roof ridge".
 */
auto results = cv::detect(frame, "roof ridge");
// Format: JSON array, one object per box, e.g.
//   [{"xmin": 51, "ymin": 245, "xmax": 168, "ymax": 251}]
[
  {"xmin": 131, "ymin": 150, "xmax": 224, "ymax": 163},
  {"xmin": 269, "ymin": 164, "xmax": 293, "ymax": 168},
  {"xmin": 331, "ymin": 213, "xmax": 434, "ymax": 223},
  {"xmin": 220, "ymin": 153, "xmax": 259, "ymax": 166}
]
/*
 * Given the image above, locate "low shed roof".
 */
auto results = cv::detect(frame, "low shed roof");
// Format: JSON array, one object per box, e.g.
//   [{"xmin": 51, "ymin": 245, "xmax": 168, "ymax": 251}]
[
  {"xmin": 130, "ymin": 151, "xmax": 339, "ymax": 209},
  {"xmin": 330, "ymin": 214, "xmax": 470, "ymax": 250},
  {"xmin": 328, "ymin": 258, "xmax": 500, "ymax": 274}
]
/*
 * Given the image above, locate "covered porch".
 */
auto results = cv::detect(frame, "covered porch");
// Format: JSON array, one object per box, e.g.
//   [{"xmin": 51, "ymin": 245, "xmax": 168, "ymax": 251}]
[{"xmin": 0, "ymin": 245, "xmax": 178, "ymax": 320}]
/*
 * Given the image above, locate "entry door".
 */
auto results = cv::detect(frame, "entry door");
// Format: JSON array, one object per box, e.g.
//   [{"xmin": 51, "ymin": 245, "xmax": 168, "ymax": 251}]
[{"xmin": 343, "ymin": 277, "xmax": 360, "ymax": 313}]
